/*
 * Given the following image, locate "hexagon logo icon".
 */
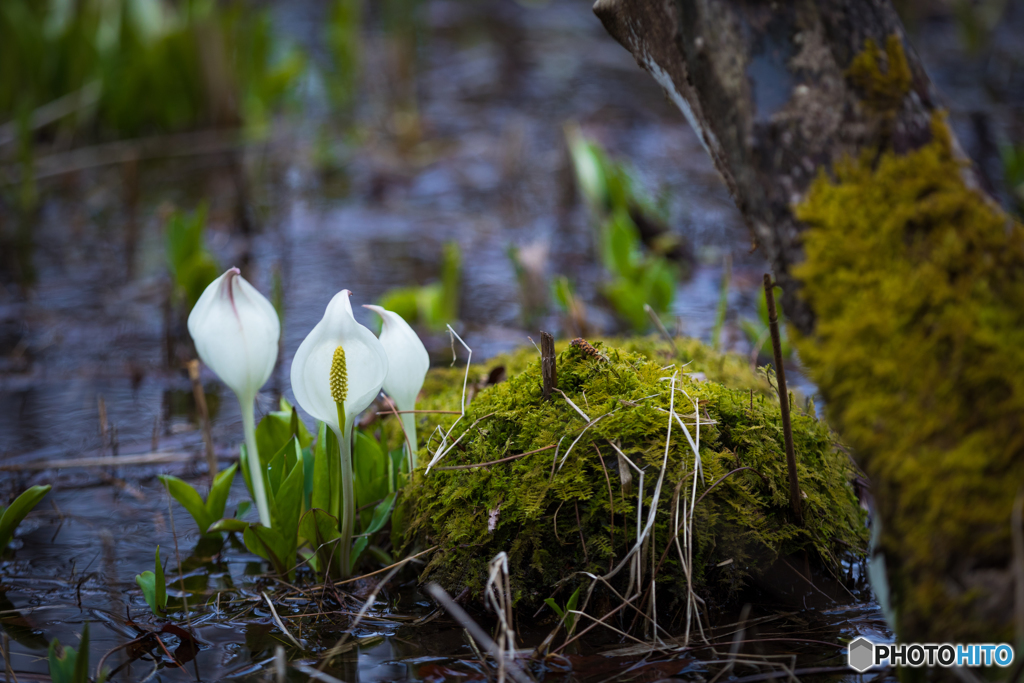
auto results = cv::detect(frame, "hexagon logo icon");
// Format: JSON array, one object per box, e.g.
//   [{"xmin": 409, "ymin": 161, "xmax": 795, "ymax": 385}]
[{"xmin": 848, "ymin": 637, "xmax": 875, "ymax": 672}]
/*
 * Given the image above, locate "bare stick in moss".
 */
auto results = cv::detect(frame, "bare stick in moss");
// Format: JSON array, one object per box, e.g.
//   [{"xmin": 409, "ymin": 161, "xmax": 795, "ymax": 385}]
[
  {"xmin": 763, "ymin": 275, "xmax": 802, "ymax": 525},
  {"xmin": 644, "ymin": 303, "xmax": 678, "ymax": 355},
  {"xmin": 541, "ymin": 331, "xmax": 557, "ymax": 400}
]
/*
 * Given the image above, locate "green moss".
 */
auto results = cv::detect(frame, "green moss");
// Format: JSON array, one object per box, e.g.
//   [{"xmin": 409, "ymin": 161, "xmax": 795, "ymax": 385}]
[
  {"xmin": 845, "ymin": 35, "xmax": 912, "ymax": 113},
  {"xmin": 793, "ymin": 115, "xmax": 1024, "ymax": 641},
  {"xmin": 404, "ymin": 338, "xmax": 866, "ymax": 610}
]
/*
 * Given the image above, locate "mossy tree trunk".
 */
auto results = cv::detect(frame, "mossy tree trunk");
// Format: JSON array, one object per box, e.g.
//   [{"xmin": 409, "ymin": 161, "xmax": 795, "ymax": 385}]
[{"xmin": 595, "ymin": 0, "xmax": 1024, "ymax": 645}]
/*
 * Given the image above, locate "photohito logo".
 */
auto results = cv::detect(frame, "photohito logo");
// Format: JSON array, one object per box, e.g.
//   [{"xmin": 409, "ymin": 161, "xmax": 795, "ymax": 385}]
[{"xmin": 847, "ymin": 638, "xmax": 1015, "ymax": 672}]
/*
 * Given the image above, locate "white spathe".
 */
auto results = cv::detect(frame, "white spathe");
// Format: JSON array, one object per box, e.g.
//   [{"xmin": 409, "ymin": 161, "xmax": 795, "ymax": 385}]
[
  {"xmin": 187, "ymin": 268, "xmax": 280, "ymax": 403},
  {"xmin": 291, "ymin": 290, "xmax": 389, "ymax": 435},
  {"xmin": 364, "ymin": 305, "xmax": 429, "ymax": 468},
  {"xmin": 187, "ymin": 267, "xmax": 279, "ymax": 528},
  {"xmin": 363, "ymin": 305, "xmax": 429, "ymax": 412}
]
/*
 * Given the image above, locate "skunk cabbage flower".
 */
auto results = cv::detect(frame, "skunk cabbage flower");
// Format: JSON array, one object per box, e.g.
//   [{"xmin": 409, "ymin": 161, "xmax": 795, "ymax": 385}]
[
  {"xmin": 188, "ymin": 268, "xmax": 278, "ymax": 528},
  {"xmin": 291, "ymin": 291, "xmax": 389, "ymax": 436},
  {"xmin": 290, "ymin": 290, "xmax": 388, "ymax": 576},
  {"xmin": 364, "ymin": 305, "xmax": 429, "ymax": 470}
]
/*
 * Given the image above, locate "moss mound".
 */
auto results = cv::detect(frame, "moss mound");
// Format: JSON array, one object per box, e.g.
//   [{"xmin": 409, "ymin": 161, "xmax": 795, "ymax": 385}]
[{"xmin": 403, "ymin": 338, "xmax": 867, "ymax": 610}]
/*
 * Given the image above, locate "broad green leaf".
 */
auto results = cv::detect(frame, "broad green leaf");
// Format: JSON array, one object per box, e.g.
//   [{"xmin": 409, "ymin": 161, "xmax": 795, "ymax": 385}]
[
  {"xmin": 47, "ymin": 621, "xmax": 91, "ymax": 683},
  {"xmin": 377, "ymin": 287, "xmax": 420, "ymax": 327},
  {"xmin": 299, "ymin": 508, "xmax": 341, "ymax": 579},
  {"xmin": 275, "ymin": 454, "xmax": 305, "ymax": 543},
  {"xmin": 48, "ymin": 635, "xmax": 77, "ymax": 683},
  {"xmin": 350, "ymin": 536, "xmax": 368, "ymax": 574},
  {"xmin": 158, "ymin": 476, "xmax": 212, "ymax": 533},
  {"xmin": 604, "ymin": 210, "xmax": 639, "ymax": 278},
  {"xmin": 256, "ymin": 401, "xmax": 312, "ymax": 466},
  {"xmin": 206, "ymin": 462, "xmax": 238, "ymax": 522},
  {"xmin": 266, "ymin": 436, "xmax": 301, "ymax": 499},
  {"xmin": 357, "ymin": 492, "xmax": 396, "ymax": 538},
  {"xmin": 243, "ymin": 524, "xmax": 292, "ymax": 577},
  {"xmin": 312, "ymin": 423, "xmax": 342, "ymax": 523},
  {"xmin": 0, "ymin": 485, "xmax": 51, "ymax": 551},
  {"xmin": 239, "ymin": 444, "xmax": 253, "ymax": 500},
  {"xmin": 236, "ymin": 501, "xmax": 252, "ymax": 520},
  {"xmin": 282, "ymin": 398, "xmax": 314, "ymax": 449},
  {"xmin": 354, "ymin": 430, "xmax": 388, "ymax": 512},
  {"xmin": 311, "ymin": 422, "xmax": 332, "ymax": 515},
  {"xmin": 302, "ymin": 447, "xmax": 315, "ymax": 509},
  {"xmin": 208, "ymin": 518, "xmax": 248, "ymax": 533}
]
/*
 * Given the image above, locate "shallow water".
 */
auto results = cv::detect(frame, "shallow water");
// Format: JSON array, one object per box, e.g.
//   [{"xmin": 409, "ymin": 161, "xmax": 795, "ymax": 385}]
[{"xmin": 6, "ymin": 0, "xmax": 1018, "ymax": 679}]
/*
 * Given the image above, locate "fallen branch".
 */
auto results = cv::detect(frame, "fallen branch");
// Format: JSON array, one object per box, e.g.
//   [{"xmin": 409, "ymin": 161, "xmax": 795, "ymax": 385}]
[{"xmin": 0, "ymin": 451, "xmax": 210, "ymax": 472}]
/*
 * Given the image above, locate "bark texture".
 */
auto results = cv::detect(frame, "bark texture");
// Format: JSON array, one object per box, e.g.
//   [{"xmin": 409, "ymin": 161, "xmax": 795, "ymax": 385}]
[
  {"xmin": 595, "ymin": 0, "xmax": 957, "ymax": 333},
  {"xmin": 594, "ymin": 0, "xmax": 1023, "ymax": 646}
]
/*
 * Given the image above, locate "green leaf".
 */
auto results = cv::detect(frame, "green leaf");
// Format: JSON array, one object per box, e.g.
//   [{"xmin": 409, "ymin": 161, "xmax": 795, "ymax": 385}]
[
  {"xmin": 73, "ymin": 622, "xmax": 90, "ymax": 683},
  {"xmin": 350, "ymin": 536, "xmax": 368, "ymax": 574},
  {"xmin": 357, "ymin": 492, "xmax": 396, "ymax": 538},
  {"xmin": 302, "ymin": 446, "xmax": 316, "ymax": 510},
  {"xmin": 377, "ymin": 287, "xmax": 420, "ymax": 327},
  {"xmin": 354, "ymin": 430, "xmax": 388, "ymax": 513},
  {"xmin": 47, "ymin": 638, "xmax": 75, "ymax": 683},
  {"xmin": 205, "ymin": 462, "xmax": 238, "ymax": 522},
  {"xmin": 0, "ymin": 485, "xmax": 51, "ymax": 551},
  {"xmin": 207, "ymin": 518, "xmax": 249, "ymax": 533},
  {"xmin": 312, "ymin": 422, "xmax": 332, "ymax": 514},
  {"xmin": 47, "ymin": 621, "xmax": 92, "ymax": 683},
  {"xmin": 266, "ymin": 436, "xmax": 301, "ymax": 498},
  {"xmin": 243, "ymin": 524, "xmax": 293, "ymax": 577},
  {"xmin": 543, "ymin": 598, "xmax": 564, "ymax": 620},
  {"xmin": 135, "ymin": 546, "xmax": 167, "ymax": 616},
  {"xmin": 275, "ymin": 452, "xmax": 306, "ymax": 542},
  {"xmin": 389, "ymin": 447, "xmax": 406, "ymax": 492},
  {"xmin": 299, "ymin": 508, "xmax": 341, "ymax": 579},
  {"xmin": 312, "ymin": 423, "xmax": 342, "ymax": 524},
  {"xmin": 158, "ymin": 475, "xmax": 212, "ymax": 533},
  {"xmin": 235, "ymin": 500, "xmax": 252, "ymax": 520},
  {"xmin": 256, "ymin": 401, "xmax": 312, "ymax": 466},
  {"xmin": 564, "ymin": 586, "xmax": 581, "ymax": 634}
]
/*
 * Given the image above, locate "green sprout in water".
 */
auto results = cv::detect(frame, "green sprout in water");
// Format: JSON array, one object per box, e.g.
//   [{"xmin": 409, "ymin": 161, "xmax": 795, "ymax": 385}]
[
  {"xmin": 0, "ymin": 485, "xmax": 51, "ymax": 553},
  {"xmin": 166, "ymin": 204, "xmax": 219, "ymax": 310},
  {"xmin": 49, "ymin": 622, "xmax": 104, "ymax": 683},
  {"xmin": 135, "ymin": 546, "xmax": 167, "ymax": 617},
  {"xmin": 377, "ymin": 241, "xmax": 461, "ymax": 332},
  {"xmin": 159, "ymin": 463, "xmax": 238, "ymax": 537},
  {"xmin": 564, "ymin": 124, "xmax": 682, "ymax": 333}
]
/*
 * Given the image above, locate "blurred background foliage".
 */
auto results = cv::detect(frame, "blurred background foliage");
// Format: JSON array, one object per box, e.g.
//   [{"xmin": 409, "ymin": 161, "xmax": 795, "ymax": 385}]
[
  {"xmin": 0, "ymin": 0, "xmax": 303, "ymax": 141},
  {"xmin": 0, "ymin": 0, "xmax": 306, "ymax": 140},
  {"xmin": 0, "ymin": 0, "xmax": 1021, "ymax": 356}
]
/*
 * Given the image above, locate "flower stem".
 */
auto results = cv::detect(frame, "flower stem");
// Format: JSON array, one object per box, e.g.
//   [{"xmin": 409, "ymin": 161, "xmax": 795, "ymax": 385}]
[
  {"xmin": 337, "ymin": 418, "xmax": 356, "ymax": 578},
  {"xmin": 240, "ymin": 396, "xmax": 272, "ymax": 528},
  {"xmin": 400, "ymin": 412, "xmax": 418, "ymax": 472}
]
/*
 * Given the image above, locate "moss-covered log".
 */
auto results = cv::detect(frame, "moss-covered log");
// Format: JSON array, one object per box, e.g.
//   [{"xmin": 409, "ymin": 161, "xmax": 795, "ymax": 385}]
[
  {"xmin": 404, "ymin": 340, "xmax": 866, "ymax": 611},
  {"xmin": 594, "ymin": 0, "xmax": 1024, "ymax": 644}
]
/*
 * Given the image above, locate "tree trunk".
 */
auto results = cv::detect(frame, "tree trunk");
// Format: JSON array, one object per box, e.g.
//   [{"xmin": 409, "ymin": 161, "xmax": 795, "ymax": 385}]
[{"xmin": 595, "ymin": 0, "xmax": 1024, "ymax": 644}]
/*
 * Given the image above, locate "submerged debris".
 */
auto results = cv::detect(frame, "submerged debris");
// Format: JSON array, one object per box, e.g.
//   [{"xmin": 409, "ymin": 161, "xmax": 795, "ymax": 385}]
[{"xmin": 404, "ymin": 338, "xmax": 867, "ymax": 613}]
